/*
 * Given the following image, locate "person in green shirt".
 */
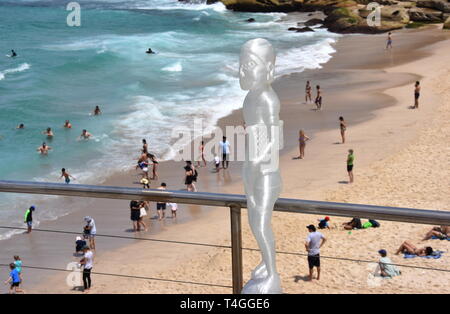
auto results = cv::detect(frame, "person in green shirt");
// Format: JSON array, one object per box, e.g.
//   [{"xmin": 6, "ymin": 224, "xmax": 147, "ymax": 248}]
[
  {"xmin": 347, "ymin": 149, "xmax": 354, "ymax": 183},
  {"xmin": 24, "ymin": 206, "xmax": 35, "ymax": 233}
]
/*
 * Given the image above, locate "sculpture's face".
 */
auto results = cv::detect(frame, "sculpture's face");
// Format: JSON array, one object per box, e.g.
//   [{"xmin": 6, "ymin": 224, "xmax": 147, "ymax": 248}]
[{"xmin": 239, "ymin": 52, "xmax": 268, "ymax": 91}]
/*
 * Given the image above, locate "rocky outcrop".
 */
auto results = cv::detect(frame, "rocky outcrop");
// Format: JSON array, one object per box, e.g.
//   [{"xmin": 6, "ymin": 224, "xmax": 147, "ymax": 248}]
[
  {"xmin": 445, "ymin": 15, "xmax": 450, "ymax": 27},
  {"xmin": 408, "ymin": 7, "xmax": 444, "ymax": 22},
  {"xmin": 216, "ymin": 0, "xmax": 450, "ymax": 33},
  {"xmin": 417, "ymin": 0, "xmax": 450, "ymax": 13},
  {"xmin": 288, "ymin": 26, "xmax": 315, "ymax": 31}
]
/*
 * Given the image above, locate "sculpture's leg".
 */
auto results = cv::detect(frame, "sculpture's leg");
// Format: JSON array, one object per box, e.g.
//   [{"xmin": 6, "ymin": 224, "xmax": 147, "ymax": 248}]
[{"xmin": 242, "ymin": 174, "xmax": 282, "ymax": 294}]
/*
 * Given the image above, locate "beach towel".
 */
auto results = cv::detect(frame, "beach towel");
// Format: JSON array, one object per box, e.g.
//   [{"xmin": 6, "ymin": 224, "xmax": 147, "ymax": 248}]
[
  {"xmin": 403, "ymin": 251, "xmax": 444, "ymax": 259},
  {"xmin": 431, "ymin": 235, "xmax": 450, "ymax": 241}
]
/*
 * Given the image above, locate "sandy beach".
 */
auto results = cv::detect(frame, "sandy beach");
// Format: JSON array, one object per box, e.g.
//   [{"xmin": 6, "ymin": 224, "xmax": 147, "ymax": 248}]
[{"xmin": 2, "ymin": 24, "xmax": 450, "ymax": 294}]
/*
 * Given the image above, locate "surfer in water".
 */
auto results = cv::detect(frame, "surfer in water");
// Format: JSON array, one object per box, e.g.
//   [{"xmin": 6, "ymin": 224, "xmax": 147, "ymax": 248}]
[
  {"xmin": 145, "ymin": 48, "xmax": 155, "ymax": 54},
  {"xmin": 11, "ymin": 50, "xmax": 17, "ymax": 58}
]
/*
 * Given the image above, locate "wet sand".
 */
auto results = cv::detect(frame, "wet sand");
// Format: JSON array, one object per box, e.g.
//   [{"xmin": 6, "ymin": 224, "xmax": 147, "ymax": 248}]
[{"xmin": 1, "ymin": 25, "xmax": 449, "ymax": 293}]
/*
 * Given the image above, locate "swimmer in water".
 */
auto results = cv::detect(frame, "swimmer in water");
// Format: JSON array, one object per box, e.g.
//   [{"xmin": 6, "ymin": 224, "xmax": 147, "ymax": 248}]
[
  {"xmin": 42, "ymin": 127, "xmax": 54, "ymax": 138},
  {"xmin": 78, "ymin": 129, "xmax": 92, "ymax": 140},
  {"xmin": 145, "ymin": 48, "xmax": 155, "ymax": 54},
  {"xmin": 93, "ymin": 106, "xmax": 101, "ymax": 116},
  {"xmin": 37, "ymin": 142, "xmax": 52, "ymax": 155},
  {"xmin": 11, "ymin": 50, "xmax": 17, "ymax": 57},
  {"xmin": 60, "ymin": 168, "xmax": 76, "ymax": 184},
  {"xmin": 64, "ymin": 120, "xmax": 72, "ymax": 129},
  {"xmin": 16, "ymin": 124, "xmax": 24, "ymax": 129}
]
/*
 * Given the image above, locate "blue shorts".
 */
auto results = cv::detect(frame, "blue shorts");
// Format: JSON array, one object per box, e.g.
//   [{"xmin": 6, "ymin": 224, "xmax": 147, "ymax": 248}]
[{"xmin": 26, "ymin": 221, "xmax": 32, "ymax": 227}]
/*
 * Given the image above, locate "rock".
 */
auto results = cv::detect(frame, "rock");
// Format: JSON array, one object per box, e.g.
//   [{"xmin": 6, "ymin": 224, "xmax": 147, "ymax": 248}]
[
  {"xmin": 304, "ymin": 18, "xmax": 324, "ymax": 25},
  {"xmin": 246, "ymin": 18, "xmax": 256, "ymax": 22},
  {"xmin": 288, "ymin": 26, "xmax": 315, "ymax": 31},
  {"xmin": 417, "ymin": 0, "xmax": 450, "ymax": 13},
  {"xmin": 206, "ymin": 0, "xmax": 219, "ymax": 3},
  {"xmin": 408, "ymin": 7, "xmax": 444, "ymax": 22},
  {"xmin": 445, "ymin": 15, "xmax": 450, "ymax": 28},
  {"xmin": 220, "ymin": 0, "xmax": 301, "ymax": 12}
]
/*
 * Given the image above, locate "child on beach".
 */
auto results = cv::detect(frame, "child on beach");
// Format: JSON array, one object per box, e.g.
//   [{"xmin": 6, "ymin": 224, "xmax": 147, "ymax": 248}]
[
  {"xmin": 60, "ymin": 168, "xmax": 76, "ymax": 184},
  {"xmin": 168, "ymin": 203, "xmax": 178, "ymax": 218},
  {"xmin": 24, "ymin": 206, "xmax": 35, "ymax": 233},
  {"xmin": 339, "ymin": 116, "xmax": 347, "ymax": 144},
  {"xmin": 214, "ymin": 155, "xmax": 220, "ymax": 172},
  {"xmin": 4, "ymin": 263, "xmax": 24, "ymax": 294},
  {"xmin": 13, "ymin": 256, "xmax": 22, "ymax": 274},
  {"xmin": 140, "ymin": 177, "xmax": 150, "ymax": 189},
  {"xmin": 318, "ymin": 217, "xmax": 330, "ymax": 229},
  {"xmin": 414, "ymin": 81, "xmax": 421, "ymax": 109}
]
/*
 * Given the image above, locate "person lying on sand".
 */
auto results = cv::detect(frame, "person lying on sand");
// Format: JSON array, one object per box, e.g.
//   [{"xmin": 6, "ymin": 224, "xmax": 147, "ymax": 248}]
[
  {"xmin": 395, "ymin": 240, "xmax": 433, "ymax": 256},
  {"xmin": 342, "ymin": 217, "xmax": 361, "ymax": 230},
  {"xmin": 423, "ymin": 225, "xmax": 450, "ymax": 240}
]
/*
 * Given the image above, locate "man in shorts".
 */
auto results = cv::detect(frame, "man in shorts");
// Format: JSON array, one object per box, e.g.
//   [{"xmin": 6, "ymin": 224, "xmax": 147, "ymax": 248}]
[
  {"xmin": 305, "ymin": 225, "xmax": 326, "ymax": 281},
  {"xmin": 24, "ymin": 205, "xmax": 35, "ymax": 233},
  {"xmin": 156, "ymin": 183, "xmax": 167, "ymax": 220},
  {"xmin": 219, "ymin": 136, "xmax": 231, "ymax": 169}
]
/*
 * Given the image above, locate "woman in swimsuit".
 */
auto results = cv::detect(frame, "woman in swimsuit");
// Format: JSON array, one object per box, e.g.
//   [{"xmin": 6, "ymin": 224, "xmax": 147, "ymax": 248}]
[
  {"xmin": 196, "ymin": 140, "xmax": 207, "ymax": 167},
  {"xmin": 149, "ymin": 153, "xmax": 159, "ymax": 180},
  {"xmin": 184, "ymin": 164, "xmax": 197, "ymax": 192},
  {"xmin": 395, "ymin": 241, "xmax": 433, "ymax": 256},
  {"xmin": 297, "ymin": 129, "xmax": 310, "ymax": 159},
  {"xmin": 305, "ymin": 81, "xmax": 312, "ymax": 104},
  {"xmin": 414, "ymin": 81, "xmax": 420, "ymax": 109},
  {"xmin": 339, "ymin": 116, "xmax": 347, "ymax": 144}
]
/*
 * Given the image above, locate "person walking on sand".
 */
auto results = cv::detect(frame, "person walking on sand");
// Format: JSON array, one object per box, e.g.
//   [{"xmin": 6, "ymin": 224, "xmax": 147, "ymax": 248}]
[
  {"xmin": 339, "ymin": 116, "xmax": 347, "ymax": 144},
  {"xmin": 296, "ymin": 130, "xmax": 310, "ymax": 159},
  {"xmin": 4, "ymin": 263, "xmax": 24, "ymax": 294},
  {"xmin": 79, "ymin": 246, "xmax": 93, "ymax": 293},
  {"xmin": 197, "ymin": 140, "xmax": 207, "ymax": 167},
  {"xmin": 149, "ymin": 153, "xmax": 159, "ymax": 180},
  {"xmin": 24, "ymin": 206, "xmax": 35, "ymax": 233},
  {"xmin": 386, "ymin": 32, "xmax": 393, "ymax": 50},
  {"xmin": 315, "ymin": 85, "xmax": 322, "ymax": 110},
  {"xmin": 219, "ymin": 136, "xmax": 231, "ymax": 169},
  {"xmin": 37, "ymin": 142, "xmax": 52, "ymax": 155},
  {"xmin": 414, "ymin": 81, "xmax": 421, "ymax": 109},
  {"xmin": 156, "ymin": 183, "xmax": 167, "ymax": 220},
  {"xmin": 347, "ymin": 149, "xmax": 354, "ymax": 183},
  {"xmin": 13, "ymin": 256, "xmax": 22, "ymax": 275},
  {"xmin": 83, "ymin": 216, "xmax": 96, "ymax": 250},
  {"xmin": 64, "ymin": 120, "xmax": 72, "ymax": 129},
  {"xmin": 60, "ymin": 168, "xmax": 76, "ymax": 184},
  {"xmin": 305, "ymin": 225, "xmax": 326, "ymax": 281},
  {"xmin": 305, "ymin": 81, "xmax": 312, "ymax": 104}
]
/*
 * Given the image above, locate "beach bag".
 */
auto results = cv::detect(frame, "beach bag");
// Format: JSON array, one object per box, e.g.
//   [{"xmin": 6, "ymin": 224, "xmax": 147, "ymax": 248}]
[
  {"xmin": 362, "ymin": 221, "xmax": 373, "ymax": 229},
  {"xmin": 140, "ymin": 207, "xmax": 147, "ymax": 217},
  {"xmin": 369, "ymin": 219, "xmax": 380, "ymax": 228}
]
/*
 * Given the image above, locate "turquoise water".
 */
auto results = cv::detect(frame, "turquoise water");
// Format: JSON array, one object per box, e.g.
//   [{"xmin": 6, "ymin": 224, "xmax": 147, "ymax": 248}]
[{"xmin": 0, "ymin": 0, "xmax": 339, "ymax": 237}]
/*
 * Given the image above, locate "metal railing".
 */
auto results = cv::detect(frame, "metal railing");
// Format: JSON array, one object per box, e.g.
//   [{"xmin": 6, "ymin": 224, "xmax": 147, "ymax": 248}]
[{"xmin": 1, "ymin": 180, "xmax": 449, "ymax": 293}]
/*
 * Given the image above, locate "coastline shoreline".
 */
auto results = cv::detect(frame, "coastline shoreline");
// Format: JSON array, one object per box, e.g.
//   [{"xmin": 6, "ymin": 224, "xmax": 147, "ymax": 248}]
[{"xmin": 2, "ymin": 25, "xmax": 450, "ymax": 293}]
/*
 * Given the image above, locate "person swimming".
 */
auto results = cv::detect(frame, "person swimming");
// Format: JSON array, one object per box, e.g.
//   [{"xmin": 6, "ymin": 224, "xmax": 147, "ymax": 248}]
[
  {"xmin": 11, "ymin": 50, "xmax": 17, "ymax": 57},
  {"xmin": 43, "ymin": 127, "xmax": 54, "ymax": 138},
  {"xmin": 93, "ymin": 106, "xmax": 101, "ymax": 115},
  {"xmin": 16, "ymin": 123, "xmax": 24, "ymax": 129},
  {"xmin": 37, "ymin": 142, "xmax": 52, "ymax": 155},
  {"xmin": 64, "ymin": 120, "xmax": 72, "ymax": 128},
  {"xmin": 145, "ymin": 48, "xmax": 155, "ymax": 54},
  {"xmin": 79, "ymin": 129, "xmax": 92, "ymax": 140}
]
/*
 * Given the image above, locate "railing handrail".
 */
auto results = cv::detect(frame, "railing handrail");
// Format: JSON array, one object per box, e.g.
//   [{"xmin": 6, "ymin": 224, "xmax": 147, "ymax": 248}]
[{"xmin": 0, "ymin": 180, "xmax": 449, "ymax": 226}]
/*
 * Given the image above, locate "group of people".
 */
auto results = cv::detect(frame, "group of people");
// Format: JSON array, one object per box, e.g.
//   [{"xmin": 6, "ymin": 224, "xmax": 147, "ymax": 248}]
[
  {"xmin": 17, "ymin": 106, "xmax": 101, "ymax": 156},
  {"xmin": 304, "ymin": 81, "xmax": 322, "ymax": 110},
  {"xmin": 4, "ymin": 256, "xmax": 24, "ymax": 294}
]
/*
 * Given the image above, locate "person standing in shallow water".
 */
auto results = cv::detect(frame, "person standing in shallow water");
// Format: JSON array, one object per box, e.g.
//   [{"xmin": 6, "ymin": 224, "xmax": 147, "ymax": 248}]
[
  {"xmin": 60, "ymin": 168, "xmax": 76, "ymax": 184},
  {"xmin": 305, "ymin": 81, "xmax": 312, "ymax": 104},
  {"xmin": 339, "ymin": 116, "xmax": 347, "ymax": 144},
  {"xmin": 386, "ymin": 32, "xmax": 393, "ymax": 50},
  {"xmin": 414, "ymin": 81, "xmax": 421, "ymax": 109},
  {"xmin": 347, "ymin": 149, "xmax": 354, "ymax": 183}
]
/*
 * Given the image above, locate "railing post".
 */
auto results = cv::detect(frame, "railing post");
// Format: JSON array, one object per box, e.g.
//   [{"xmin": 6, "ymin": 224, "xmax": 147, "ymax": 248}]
[{"xmin": 229, "ymin": 204, "xmax": 243, "ymax": 294}]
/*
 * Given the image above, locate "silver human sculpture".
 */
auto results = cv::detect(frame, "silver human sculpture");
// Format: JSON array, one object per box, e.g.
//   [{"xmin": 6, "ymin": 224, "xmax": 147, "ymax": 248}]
[{"xmin": 239, "ymin": 38, "xmax": 283, "ymax": 294}]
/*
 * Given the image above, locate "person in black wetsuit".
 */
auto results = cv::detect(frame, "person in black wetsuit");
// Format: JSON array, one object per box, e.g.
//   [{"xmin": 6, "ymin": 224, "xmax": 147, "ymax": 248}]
[
  {"xmin": 11, "ymin": 50, "xmax": 17, "ymax": 57},
  {"xmin": 145, "ymin": 48, "xmax": 155, "ymax": 54}
]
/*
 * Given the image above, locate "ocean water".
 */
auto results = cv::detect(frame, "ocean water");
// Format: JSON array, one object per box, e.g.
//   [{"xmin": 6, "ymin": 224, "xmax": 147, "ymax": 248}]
[{"xmin": 0, "ymin": 0, "xmax": 340, "ymax": 238}]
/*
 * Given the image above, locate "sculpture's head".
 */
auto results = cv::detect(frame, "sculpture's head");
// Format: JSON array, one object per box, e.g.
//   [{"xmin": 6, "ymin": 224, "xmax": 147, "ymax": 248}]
[{"xmin": 239, "ymin": 38, "xmax": 275, "ymax": 91}]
